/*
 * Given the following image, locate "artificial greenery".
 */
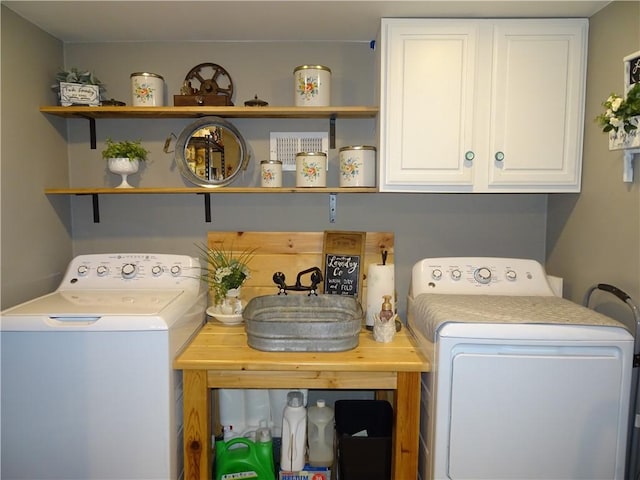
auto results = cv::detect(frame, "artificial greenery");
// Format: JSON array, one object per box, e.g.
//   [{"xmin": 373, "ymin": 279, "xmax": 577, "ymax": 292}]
[
  {"xmin": 51, "ymin": 67, "xmax": 107, "ymax": 97},
  {"xmin": 101, "ymin": 138, "xmax": 149, "ymax": 161},
  {"xmin": 596, "ymin": 83, "xmax": 640, "ymax": 134},
  {"xmin": 196, "ymin": 243, "xmax": 256, "ymax": 305}
]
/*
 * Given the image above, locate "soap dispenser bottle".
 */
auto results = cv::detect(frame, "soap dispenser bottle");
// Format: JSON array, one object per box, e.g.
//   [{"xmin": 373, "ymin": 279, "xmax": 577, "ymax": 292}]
[{"xmin": 380, "ymin": 295, "xmax": 394, "ymax": 322}]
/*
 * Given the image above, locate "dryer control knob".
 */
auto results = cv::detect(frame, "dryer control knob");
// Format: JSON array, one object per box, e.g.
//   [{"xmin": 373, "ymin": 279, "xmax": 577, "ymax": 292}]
[
  {"xmin": 505, "ymin": 269, "xmax": 517, "ymax": 281},
  {"xmin": 474, "ymin": 267, "xmax": 492, "ymax": 284},
  {"xmin": 431, "ymin": 269, "xmax": 443, "ymax": 280},
  {"xmin": 96, "ymin": 265, "xmax": 109, "ymax": 277},
  {"xmin": 151, "ymin": 265, "xmax": 163, "ymax": 277},
  {"xmin": 451, "ymin": 269, "xmax": 462, "ymax": 281},
  {"xmin": 121, "ymin": 263, "xmax": 137, "ymax": 279},
  {"xmin": 77, "ymin": 265, "xmax": 89, "ymax": 276},
  {"xmin": 170, "ymin": 265, "xmax": 182, "ymax": 277}
]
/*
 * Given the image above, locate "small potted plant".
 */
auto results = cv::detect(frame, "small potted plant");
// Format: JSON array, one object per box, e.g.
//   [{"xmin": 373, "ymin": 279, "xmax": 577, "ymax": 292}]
[
  {"xmin": 51, "ymin": 67, "xmax": 106, "ymax": 106},
  {"xmin": 102, "ymin": 138, "xmax": 149, "ymax": 188},
  {"xmin": 197, "ymin": 243, "xmax": 256, "ymax": 321}
]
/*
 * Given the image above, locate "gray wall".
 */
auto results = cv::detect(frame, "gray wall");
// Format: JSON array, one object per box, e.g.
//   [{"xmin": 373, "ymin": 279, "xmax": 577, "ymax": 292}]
[
  {"xmin": 2, "ymin": 9, "xmax": 551, "ymax": 315},
  {"xmin": 546, "ymin": 1, "xmax": 640, "ymax": 331},
  {"xmin": 1, "ymin": 6, "xmax": 72, "ymax": 308}
]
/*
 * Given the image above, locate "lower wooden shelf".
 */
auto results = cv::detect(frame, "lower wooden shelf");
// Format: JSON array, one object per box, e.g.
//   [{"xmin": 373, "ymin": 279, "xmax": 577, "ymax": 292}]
[{"xmin": 44, "ymin": 187, "xmax": 378, "ymax": 223}]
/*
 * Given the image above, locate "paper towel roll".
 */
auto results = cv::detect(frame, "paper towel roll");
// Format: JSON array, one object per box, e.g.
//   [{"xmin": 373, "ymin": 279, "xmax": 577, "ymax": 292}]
[{"xmin": 366, "ymin": 264, "xmax": 395, "ymax": 328}]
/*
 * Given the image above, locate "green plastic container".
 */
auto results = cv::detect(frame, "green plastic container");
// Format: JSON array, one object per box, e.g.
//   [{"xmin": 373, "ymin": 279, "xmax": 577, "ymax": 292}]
[{"xmin": 215, "ymin": 436, "xmax": 275, "ymax": 480}]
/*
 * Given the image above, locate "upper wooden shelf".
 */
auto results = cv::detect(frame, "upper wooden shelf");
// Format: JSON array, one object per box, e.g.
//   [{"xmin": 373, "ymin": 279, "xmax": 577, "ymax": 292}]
[
  {"xmin": 39, "ymin": 105, "xmax": 379, "ymax": 119},
  {"xmin": 44, "ymin": 187, "xmax": 377, "ymax": 194}
]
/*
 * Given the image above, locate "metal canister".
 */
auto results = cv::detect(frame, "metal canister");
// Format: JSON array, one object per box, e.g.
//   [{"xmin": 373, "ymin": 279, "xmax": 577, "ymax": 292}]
[
  {"xmin": 293, "ymin": 65, "xmax": 331, "ymax": 107},
  {"xmin": 339, "ymin": 145, "xmax": 376, "ymax": 187},
  {"xmin": 130, "ymin": 72, "xmax": 164, "ymax": 106},
  {"xmin": 260, "ymin": 160, "xmax": 283, "ymax": 188},
  {"xmin": 296, "ymin": 152, "xmax": 327, "ymax": 187}
]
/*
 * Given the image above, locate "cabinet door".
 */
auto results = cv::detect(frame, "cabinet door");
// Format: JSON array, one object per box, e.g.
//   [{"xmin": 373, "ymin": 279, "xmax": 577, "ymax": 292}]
[
  {"xmin": 487, "ymin": 19, "xmax": 588, "ymax": 191},
  {"xmin": 379, "ymin": 19, "xmax": 480, "ymax": 192}
]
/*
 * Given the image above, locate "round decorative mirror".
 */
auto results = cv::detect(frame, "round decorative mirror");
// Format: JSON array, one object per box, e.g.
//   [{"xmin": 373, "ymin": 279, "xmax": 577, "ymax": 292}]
[{"xmin": 175, "ymin": 117, "xmax": 249, "ymax": 187}]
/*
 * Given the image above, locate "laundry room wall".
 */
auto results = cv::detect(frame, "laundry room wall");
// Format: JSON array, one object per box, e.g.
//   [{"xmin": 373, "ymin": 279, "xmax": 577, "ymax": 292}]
[
  {"xmin": 546, "ymin": 1, "xmax": 640, "ymax": 325},
  {"xmin": 1, "ymin": 8, "xmax": 552, "ymax": 315},
  {"xmin": 61, "ymin": 40, "xmax": 548, "ymax": 318},
  {"xmin": 0, "ymin": 6, "xmax": 72, "ymax": 309}
]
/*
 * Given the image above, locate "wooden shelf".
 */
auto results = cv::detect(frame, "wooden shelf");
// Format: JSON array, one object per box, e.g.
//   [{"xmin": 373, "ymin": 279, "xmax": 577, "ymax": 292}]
[
  {"xmin": 44, "ymin": 187, "xmax": 377, "ymax": 194},
  {"xmin": 39, "ymin": 105, "xmax": 379, "ymax": 119},
  {"xmin": 45, "ymin": 187, "xmax": 378, "ymax": 223},
  {"xmin": 40, "ymin": 105, "xmax": 378, "ymax": 149}
]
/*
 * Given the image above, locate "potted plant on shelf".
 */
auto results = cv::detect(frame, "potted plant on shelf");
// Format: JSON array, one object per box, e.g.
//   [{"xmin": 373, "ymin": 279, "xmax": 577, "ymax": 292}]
[
  {"xmin": 51, "ymin": 67, "xmax": 106, "ymax": 106},
  {"xmin": 101, "ymin": 138, "xmax": 149, "ymax": 188}
]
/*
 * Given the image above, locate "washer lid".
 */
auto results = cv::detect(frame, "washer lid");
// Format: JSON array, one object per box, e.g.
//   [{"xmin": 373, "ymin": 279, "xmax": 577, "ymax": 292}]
[{"xmin": 1, "ymin": 290, "xmax": 186, "ymax": 331}]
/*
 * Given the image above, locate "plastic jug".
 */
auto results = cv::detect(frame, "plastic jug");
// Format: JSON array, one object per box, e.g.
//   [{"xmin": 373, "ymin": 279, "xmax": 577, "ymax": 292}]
[
  {"xmin": 307, "ymin": 399, "xmax": 335, "ymax": 467},
  {"xmin": 215, "ymin": 429, "xmax": 275, "ymax": 480},
  {"xmin": 280, "ymin": 391, "xmax": 307, "ymax": 471}
]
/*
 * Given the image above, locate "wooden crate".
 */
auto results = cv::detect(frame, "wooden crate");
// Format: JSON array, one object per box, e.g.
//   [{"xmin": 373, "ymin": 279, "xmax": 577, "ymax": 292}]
[{"xmin": 206, "ymin": 231, "xmax": 394, "ymax": 303}]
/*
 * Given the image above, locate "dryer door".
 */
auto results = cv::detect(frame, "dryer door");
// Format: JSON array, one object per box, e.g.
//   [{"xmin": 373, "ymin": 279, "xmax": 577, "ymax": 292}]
[{"xmin": 444, "ymin": 342, "xmax": 630, "ymax": 479}]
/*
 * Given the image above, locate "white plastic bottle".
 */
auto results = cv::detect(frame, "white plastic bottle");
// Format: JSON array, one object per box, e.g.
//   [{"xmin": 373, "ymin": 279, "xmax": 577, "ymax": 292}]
[
  {"xmin": 280, "ymin": 391, "xmax": 307, "ymax": 471},
  {"xmin": 307, "ymin": 399, "xmax": 335, "ymax": 467}
]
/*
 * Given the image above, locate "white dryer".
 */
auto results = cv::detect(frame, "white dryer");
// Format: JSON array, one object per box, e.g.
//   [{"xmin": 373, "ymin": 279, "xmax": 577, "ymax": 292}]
[
  {"xmin": 1, "ymin": 253, "xmax": 206, "ymax": 480},
  {"xmin": 407, "ymin": 257, "xmax": 634, "ymax": 480}
]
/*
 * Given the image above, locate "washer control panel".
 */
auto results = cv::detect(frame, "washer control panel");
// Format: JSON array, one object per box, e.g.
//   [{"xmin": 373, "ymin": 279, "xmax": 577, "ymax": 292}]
[
  {"xmin": 62, "ymin": 253, "xmax": 202, "ymax": 290},
  {"xmin": 411, "ymin": 257, "xmax": 555, "ymax": 296}
]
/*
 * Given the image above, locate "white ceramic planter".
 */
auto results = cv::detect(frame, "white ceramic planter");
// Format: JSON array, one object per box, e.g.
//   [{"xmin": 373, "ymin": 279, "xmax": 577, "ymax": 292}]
[{"xmin": 108, "ymin": 157, "xmax": 140, "ymax": 188}]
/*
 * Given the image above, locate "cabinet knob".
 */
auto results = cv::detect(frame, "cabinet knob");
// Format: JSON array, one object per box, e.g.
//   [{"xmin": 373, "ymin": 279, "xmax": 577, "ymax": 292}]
[
  {"xmin": 495, "ymin": 151, "xmax": 505, "ymax": 162},
  {"xmin": 464, "ymin": 151, "xmax": 475, "ymax": 162}
]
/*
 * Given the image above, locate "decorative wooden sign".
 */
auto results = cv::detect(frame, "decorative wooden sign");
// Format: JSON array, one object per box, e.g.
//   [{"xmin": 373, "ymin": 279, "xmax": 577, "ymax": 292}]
[
  {"xmin": 624, "ymin": 50, "xmax": 640, "ymax": 93},
  {"xmin": 59, "ymin": 82, "xmax": 100, "ymax": 107},
  {"xmin": 322, "ymin": 231, "xmax": 366, "ymax": 300}
]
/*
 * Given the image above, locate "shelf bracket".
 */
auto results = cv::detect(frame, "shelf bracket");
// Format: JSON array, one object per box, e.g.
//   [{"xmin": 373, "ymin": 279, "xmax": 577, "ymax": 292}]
[
  {"xmin": 329, "ymin": 193, "xmax": 337, "ymax": 223},
  {"xmin": 76, "ymin": 193, "xmax": 101, "ymax": 223},
  {"xmin": 329, "ymin": 115, "xmax": 336, "ymax": 149},
  {"xmin": 79, "ymin": 115, "xmax": 97, "ymax": 149},
  {"xmin": 623, "ymin": 149, "xmax": 639, "ymax": 183},
  {"xmin": 199, "ymin": 193, "xmax": 212, "ymax": 222}
]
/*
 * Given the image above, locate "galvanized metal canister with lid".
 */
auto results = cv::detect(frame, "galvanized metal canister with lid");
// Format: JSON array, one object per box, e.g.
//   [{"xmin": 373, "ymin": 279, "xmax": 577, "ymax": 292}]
[
  {"xmin": 339, "ymin": 145, "xmax": 376, "ymax": 187},
  {"xmin": 296, "ymin": 152, "xmax": 327, "ymax": 187},
  {"xmin": 293, "ymin": 65, "xmax": 331, "ymax": 107},
  {"xmin": 260, "ymin": 160, "xmax": 283, "ymax": 187},
  {"xmin": 130, "ymin": 72, "xmax": 165, "ymax": 106}
]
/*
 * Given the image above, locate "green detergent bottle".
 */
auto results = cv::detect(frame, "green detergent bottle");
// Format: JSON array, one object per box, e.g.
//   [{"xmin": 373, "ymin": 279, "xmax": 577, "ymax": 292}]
[{"xmin": 215, "ymin": 427, "xmax": 275, "ymax": 480}]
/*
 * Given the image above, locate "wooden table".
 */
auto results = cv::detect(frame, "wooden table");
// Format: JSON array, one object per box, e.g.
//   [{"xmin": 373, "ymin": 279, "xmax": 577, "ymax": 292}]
[{"xmin": 174, "ymin": 321, "xmax": 430, "ymax": 480}]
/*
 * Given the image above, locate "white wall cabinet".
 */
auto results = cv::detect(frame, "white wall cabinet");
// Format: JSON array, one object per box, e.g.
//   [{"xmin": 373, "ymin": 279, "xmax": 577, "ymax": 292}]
[{"xmin": 378, "ymin": 18, "xmax": 588, "ymax": 193}]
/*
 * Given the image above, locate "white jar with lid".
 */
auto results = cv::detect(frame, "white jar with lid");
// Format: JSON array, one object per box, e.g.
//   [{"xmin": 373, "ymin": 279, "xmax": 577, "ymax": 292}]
[
  {"xmin": 130, "ymin": 72, "xmax": 164, "ymax": 106},
  {"xmin": 339, "ymin": 145, "xmax": 377, "ymax": 187},
  {"xmin": 293, "ymin": 65, "xmax": 331, "ymax": 107},
  {"xmin": 260, "ymin": 160, "xmax": 283, "ymax": 187},
  {"xmin": 296, "ymin": 152, "xmax": 327, "ymax": 187}
]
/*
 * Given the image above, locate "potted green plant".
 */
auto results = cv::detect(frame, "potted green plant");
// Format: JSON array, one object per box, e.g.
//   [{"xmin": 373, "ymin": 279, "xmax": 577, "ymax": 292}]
[
  {"xmin": 102, "ymin": 138, "xmax": 149, "ymax": 188},
  {"xmin": 51, "ymin": 67, "xmax": 106, "ymax": 106}
]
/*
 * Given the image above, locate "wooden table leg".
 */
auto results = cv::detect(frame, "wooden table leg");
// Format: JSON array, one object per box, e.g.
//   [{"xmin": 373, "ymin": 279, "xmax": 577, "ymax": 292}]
[
  {"xmin": 392, "ymin": 371, "xmax": 421, "ymax": 479},
  {"xmin": 182, "ymin": 370, "xmax": 211, "ymax": 480}
]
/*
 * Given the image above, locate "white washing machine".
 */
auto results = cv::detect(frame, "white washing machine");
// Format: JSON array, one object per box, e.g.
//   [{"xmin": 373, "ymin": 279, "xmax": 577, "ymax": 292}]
[
  {"xmin": 1, "ymin": 253, "xmax": 206, "ymax": 480},
  {"xmin": 407, "ymin": 257, "xmax": 634, "ymax": 480}
]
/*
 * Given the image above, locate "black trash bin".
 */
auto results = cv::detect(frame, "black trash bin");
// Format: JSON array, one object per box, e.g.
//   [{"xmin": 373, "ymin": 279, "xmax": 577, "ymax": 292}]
[{"xmin": 335, "ymin": 399, "xmax": 392, "ymax": 480}]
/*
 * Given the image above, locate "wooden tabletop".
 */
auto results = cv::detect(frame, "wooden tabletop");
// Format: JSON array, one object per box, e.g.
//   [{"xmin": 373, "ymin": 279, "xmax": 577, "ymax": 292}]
[{"xmin": 174, "ymin": 321, "xmax": 430, "ymax": 373}]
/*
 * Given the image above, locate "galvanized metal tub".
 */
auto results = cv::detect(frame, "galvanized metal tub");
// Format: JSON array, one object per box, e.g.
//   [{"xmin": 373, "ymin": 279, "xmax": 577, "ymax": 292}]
[{"xmin": 243, "ymin": 294, "xmax": 362, "ymax": 352}]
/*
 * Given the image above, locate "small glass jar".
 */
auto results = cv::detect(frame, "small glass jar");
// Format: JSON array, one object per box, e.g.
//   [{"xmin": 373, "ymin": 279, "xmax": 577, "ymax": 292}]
[{"xmin": 260, "ymin": 160, "xmax": 282, "ymax": 187}]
